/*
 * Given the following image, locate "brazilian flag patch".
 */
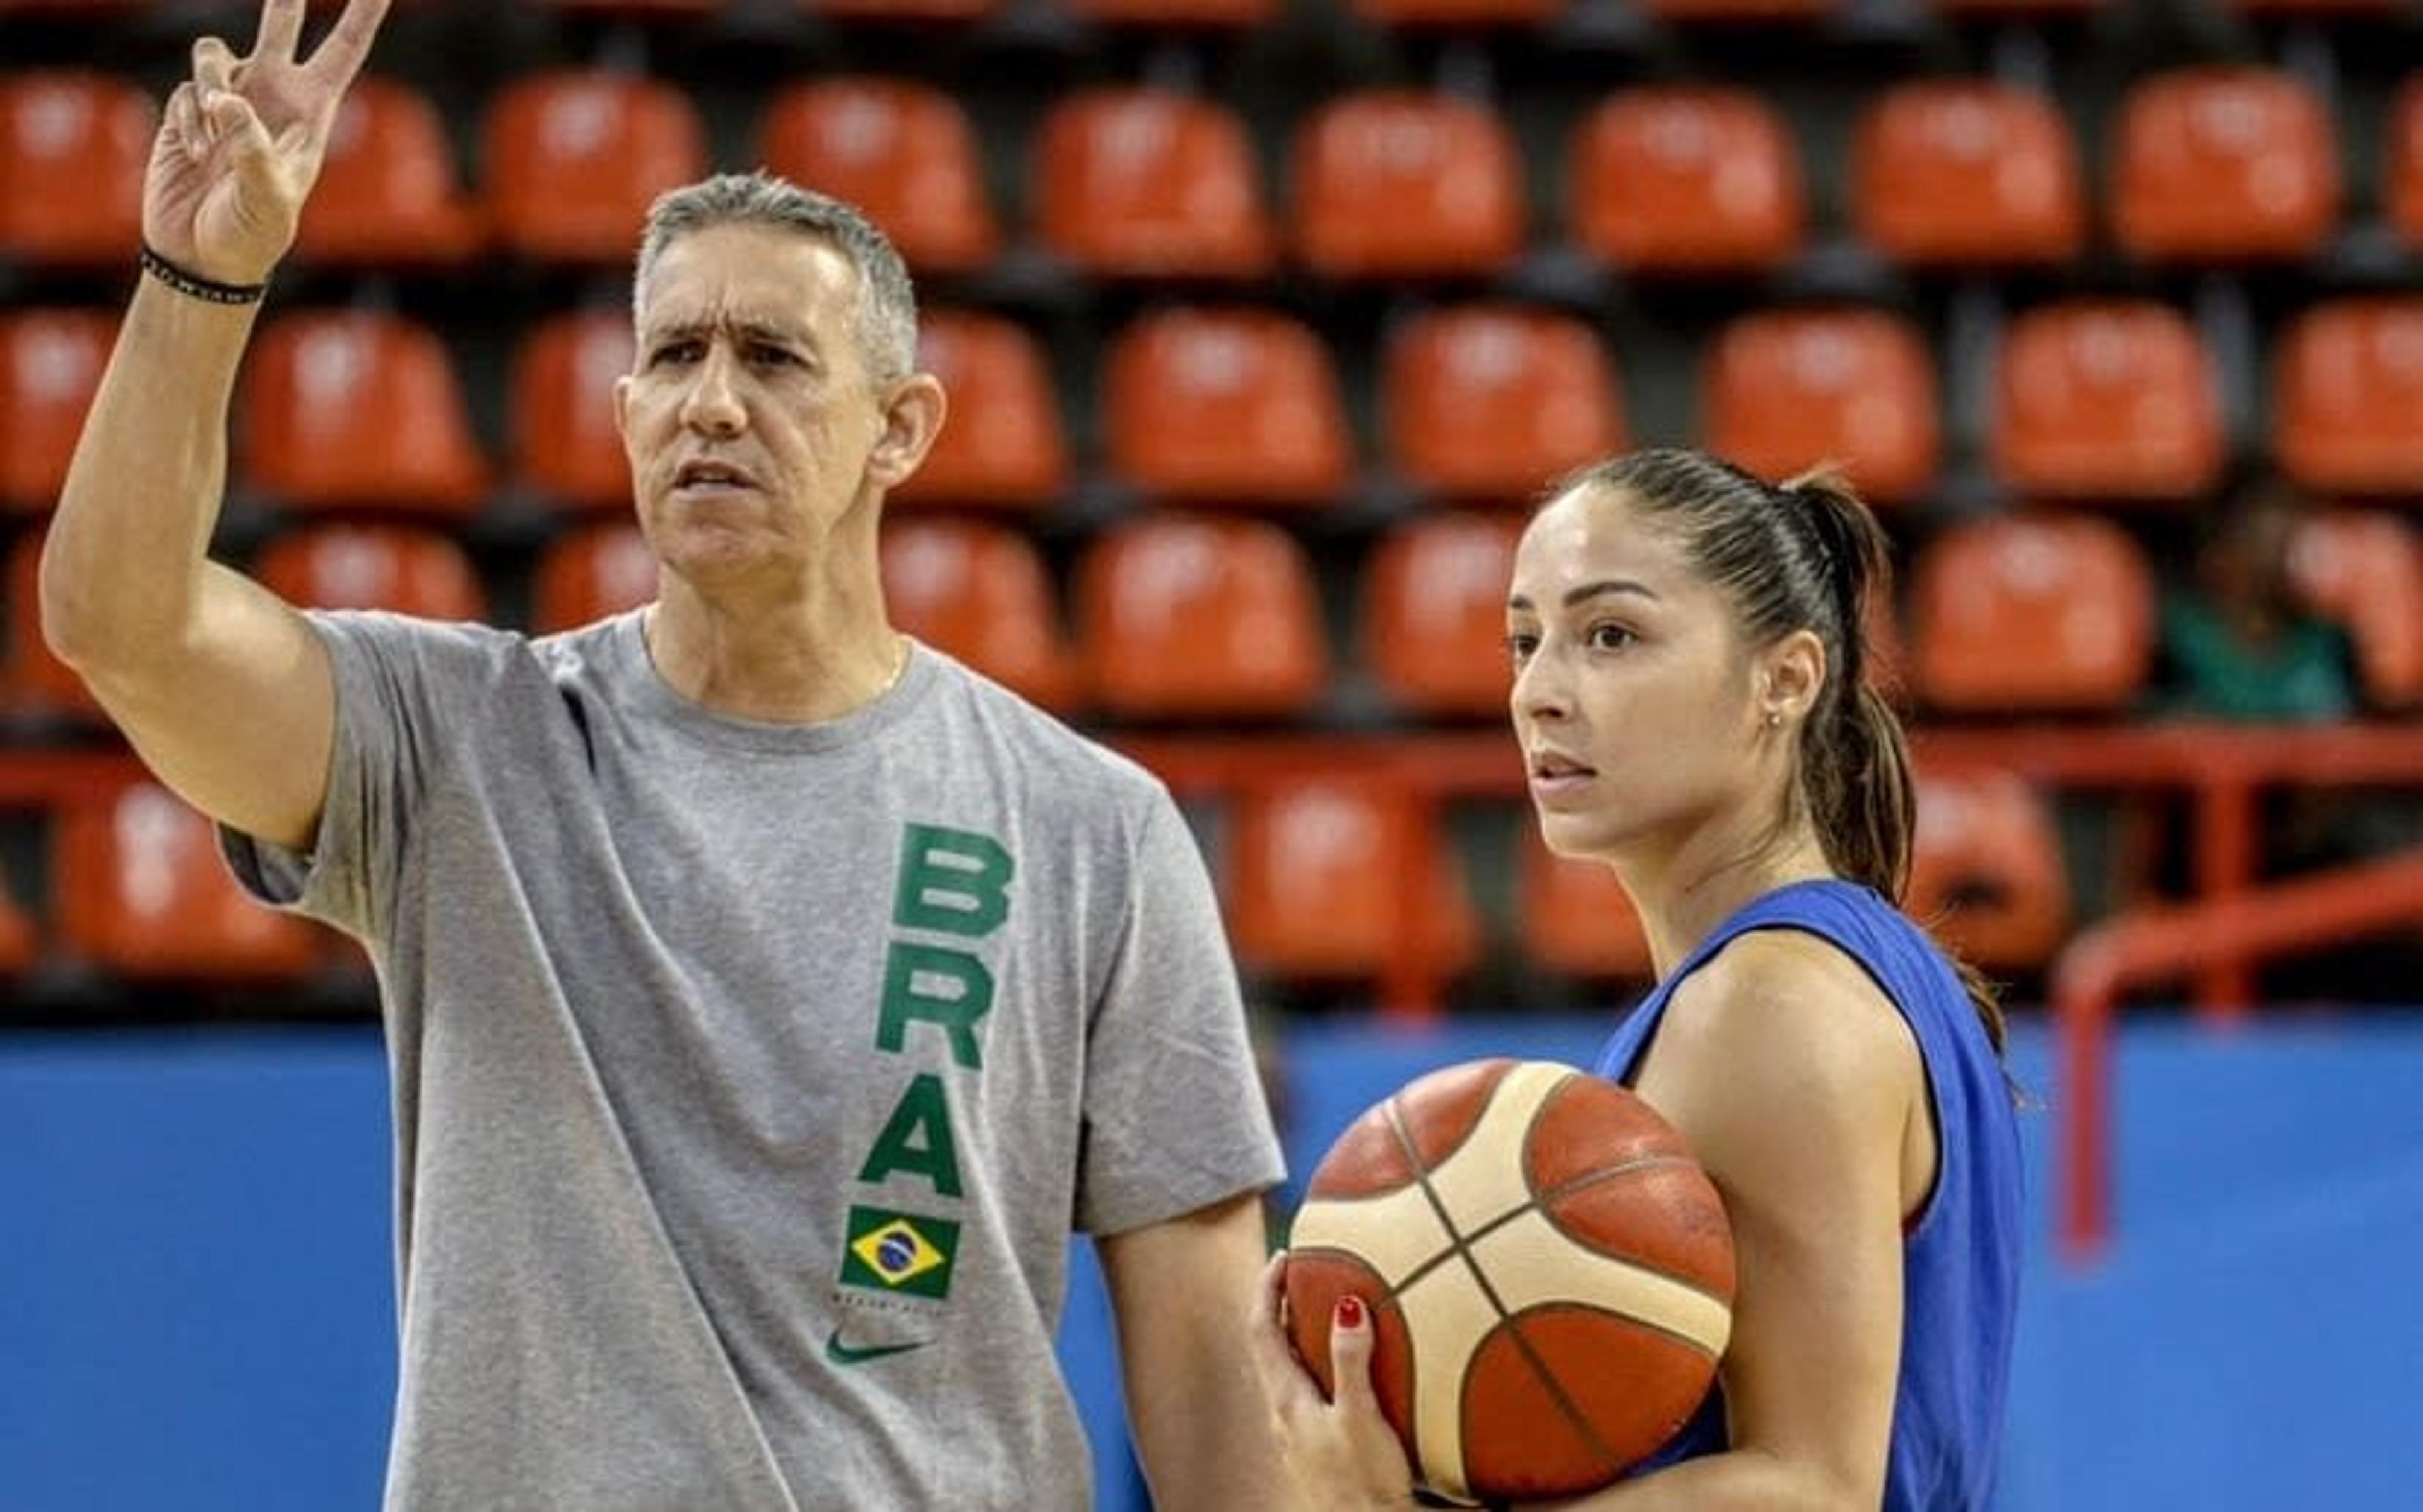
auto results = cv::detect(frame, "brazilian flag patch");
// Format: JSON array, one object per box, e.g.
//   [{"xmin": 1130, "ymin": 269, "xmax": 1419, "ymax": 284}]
[{"xmin": 839, "ymin": 1206, "xmax": 961, "ymax": 1299}]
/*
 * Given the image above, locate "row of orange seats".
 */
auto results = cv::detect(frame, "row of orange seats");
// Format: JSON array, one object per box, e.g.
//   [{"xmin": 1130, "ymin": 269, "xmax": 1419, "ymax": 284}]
[
  {"xmin": 4, "ymin": 295, "xmax": 2419, "ymax": 520},
  {"xmin": 8, "ymin": 504, "xmax": 2417, "ymax": 723},
  {"xmin": 0, "ymin": 764, "xmax": 2070, "ymax": 992},
  {"xmin": 3, "ymin": 67, "xmax": 2419, "ymax": 276},
  {"xmin": 1214, "ymin": 766, "xmax": 2072, "ymax": 986}
]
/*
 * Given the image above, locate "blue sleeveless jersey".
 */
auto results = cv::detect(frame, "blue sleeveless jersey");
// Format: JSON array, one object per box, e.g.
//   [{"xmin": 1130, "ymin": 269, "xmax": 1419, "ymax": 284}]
[{"xmin": 1593, "ymin": 879, "xmax": 2023, "ymax": 1511}]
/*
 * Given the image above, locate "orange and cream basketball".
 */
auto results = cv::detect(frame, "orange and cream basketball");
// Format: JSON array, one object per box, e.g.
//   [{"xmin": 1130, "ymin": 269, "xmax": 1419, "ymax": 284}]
[{"xmin": 1285, "ymin": 1058, "xmax": 1736, "ymax": 1504}]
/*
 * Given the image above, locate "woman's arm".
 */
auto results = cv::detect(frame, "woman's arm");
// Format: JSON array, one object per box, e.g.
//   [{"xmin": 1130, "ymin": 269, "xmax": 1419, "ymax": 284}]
[
  {"xmin": 1258, "ymin": 927, "xmax": 1927, "ymax": 1512},
  {"xmin": 1543, "ymin": 927, "xmax": 1926, "ymax": 1511}
]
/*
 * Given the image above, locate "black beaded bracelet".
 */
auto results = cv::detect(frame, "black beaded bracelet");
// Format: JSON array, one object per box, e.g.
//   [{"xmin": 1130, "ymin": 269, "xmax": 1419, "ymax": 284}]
[{"xmin": 139, "ymin": 242, "xmax": 268, "ymax": 306}]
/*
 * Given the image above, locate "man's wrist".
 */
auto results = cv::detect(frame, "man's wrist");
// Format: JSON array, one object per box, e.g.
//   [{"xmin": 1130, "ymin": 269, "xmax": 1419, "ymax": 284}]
[{"xmin": 138, "ymin": 242, "xmax": 269, "ymax": 305}]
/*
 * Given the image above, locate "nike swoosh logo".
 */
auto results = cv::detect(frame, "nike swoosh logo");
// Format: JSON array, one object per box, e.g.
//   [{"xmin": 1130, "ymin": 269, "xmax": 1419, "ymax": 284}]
[{"xmin": 824, "ymin": 1328, "xmax": 929, "ymax": 1367}]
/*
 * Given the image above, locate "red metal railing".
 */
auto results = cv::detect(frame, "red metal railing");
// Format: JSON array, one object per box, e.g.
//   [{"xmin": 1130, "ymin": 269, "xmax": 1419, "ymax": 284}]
[
  {"xmin": 1912, "ymin": 725, "xmax": 2423, "ymax": 1019},
  {"xmin": 2049, "ymin": 847, "xmax": 2423, "ymax": 1265},
  {"xmin": 8, "ymin": 724, "xmax": 2422, "ymax": 1258},
  {"xmin": 20, "ymin": 722, "xmax": 2417, "ymax": 955},
  {"xmin": 1123, "ymin": 722, "xmax": 2423, "ymax": 1019}
]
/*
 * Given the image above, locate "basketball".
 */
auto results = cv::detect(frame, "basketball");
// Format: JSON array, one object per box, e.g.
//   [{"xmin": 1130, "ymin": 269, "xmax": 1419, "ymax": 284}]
[{"xmin": 1284, "ymin": 1058, "xmax": 1736, "ymax": 1504}]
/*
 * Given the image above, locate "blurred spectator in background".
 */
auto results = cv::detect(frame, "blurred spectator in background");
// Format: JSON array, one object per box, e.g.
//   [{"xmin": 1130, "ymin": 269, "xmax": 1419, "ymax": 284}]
[
  {"xmin": 2153, "ymin": 472, "xmax": 2357, "ymax": 724},
  {"xmin": 2150, "ymin": 474, "xmax": 2415, "ymax": 996}
]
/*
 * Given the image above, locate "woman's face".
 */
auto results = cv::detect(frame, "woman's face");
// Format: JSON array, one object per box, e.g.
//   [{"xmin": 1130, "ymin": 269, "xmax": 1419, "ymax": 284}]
[{"xmin": 1506, "ymin": 486, "xmax": 1777, "ymax": 865}]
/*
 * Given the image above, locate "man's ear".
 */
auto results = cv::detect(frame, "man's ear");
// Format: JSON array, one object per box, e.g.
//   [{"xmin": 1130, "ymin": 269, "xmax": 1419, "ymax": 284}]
[{"xmin": 868, "ymin": 372, "xmax": 947, "ymax": 491}]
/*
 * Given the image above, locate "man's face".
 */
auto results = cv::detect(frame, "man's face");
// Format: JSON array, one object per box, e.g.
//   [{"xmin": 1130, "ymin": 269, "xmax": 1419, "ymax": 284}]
[{"xmin": 615, "ymin": 223, "xmax": 893, "ymax": 590}]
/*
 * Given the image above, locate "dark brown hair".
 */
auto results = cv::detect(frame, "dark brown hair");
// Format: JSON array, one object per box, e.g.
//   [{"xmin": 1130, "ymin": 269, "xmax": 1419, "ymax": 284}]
[{"xmin": 1552, "ymin": 448, "xmax": 2007, "ymax": 1056}]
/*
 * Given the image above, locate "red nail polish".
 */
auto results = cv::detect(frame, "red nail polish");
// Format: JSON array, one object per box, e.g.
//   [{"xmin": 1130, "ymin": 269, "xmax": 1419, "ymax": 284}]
[{"xmin": 1336, "ymin": 1294, "xmax": 1365, "ymax": 1329}]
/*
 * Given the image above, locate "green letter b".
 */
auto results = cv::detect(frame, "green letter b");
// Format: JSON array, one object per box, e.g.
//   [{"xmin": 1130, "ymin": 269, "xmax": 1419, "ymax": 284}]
[{"xmin": 893, "ymin": 824, "xmax": 1014, "ymax": 938}]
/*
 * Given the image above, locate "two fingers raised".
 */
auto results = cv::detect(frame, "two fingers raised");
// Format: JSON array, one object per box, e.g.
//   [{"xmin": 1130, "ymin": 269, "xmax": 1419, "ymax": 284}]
[{"xmin": 188, "ymin": 0, "xmax": 389, "ymax": 102}]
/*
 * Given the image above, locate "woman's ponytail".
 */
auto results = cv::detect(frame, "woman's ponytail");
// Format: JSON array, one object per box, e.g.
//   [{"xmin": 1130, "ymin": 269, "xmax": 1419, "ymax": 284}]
[{"xmin": 1784, "ymin": 469, "xmax": 2008, "ymax": 1058}]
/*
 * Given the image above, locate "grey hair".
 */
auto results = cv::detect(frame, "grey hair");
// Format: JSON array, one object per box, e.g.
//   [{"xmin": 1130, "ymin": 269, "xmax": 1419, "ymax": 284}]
[{"xmin": 632, "ymin": 170, "xmax": 919, "ymax": 387}]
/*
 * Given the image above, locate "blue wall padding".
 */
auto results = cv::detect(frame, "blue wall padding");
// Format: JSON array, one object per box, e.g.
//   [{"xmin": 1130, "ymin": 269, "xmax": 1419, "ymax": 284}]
[{"xmin": 6, "ymin": 1016, "xmax": 2423, "ymax": 1511}]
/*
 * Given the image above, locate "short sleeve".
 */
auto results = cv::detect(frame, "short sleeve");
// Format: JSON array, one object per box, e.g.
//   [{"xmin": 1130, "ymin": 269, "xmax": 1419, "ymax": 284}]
[
  {"xmin": 219, "ymin": 610, "xmax": 507, "ymax": 944},
  {"xmin": 1075, "ymin": 792, "xmax": 1284, "ymax": 1236}
]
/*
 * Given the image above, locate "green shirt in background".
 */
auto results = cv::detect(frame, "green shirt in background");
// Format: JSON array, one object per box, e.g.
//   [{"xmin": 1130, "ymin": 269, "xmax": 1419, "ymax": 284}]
[{"xmin": 2157, "ymin": 594, "xmax": 2359, "ymax": 723}]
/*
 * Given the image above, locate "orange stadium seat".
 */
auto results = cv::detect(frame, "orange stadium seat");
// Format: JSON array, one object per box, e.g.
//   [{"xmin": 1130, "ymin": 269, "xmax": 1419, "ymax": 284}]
[
  {"xmin": 2111, "ymin": 68, "xmax": 2340, "ymax": 265},
  {"xmin": 758, "ymin": 79, "xmax": 998, "ymax": 276},
  {"xmin": 0, "ymin": 308, "xmax": 113, "ymax": 513},
  {"xmin": 3, "ymin": 528, "xmax": 103, "ymax": 721},
  {"xmin": 531, "ymin": 521, "xmax": 659, "ymax": 633},
  {"xmin": 890, "ymin": 310, "xmax": 1068, "ymax": 512},
  {"xmin": 1032, "ymin": 90, "xmax": 1274, "ymax": 279},
  {"xmin": 1516, "ymin": 828, "xmax": 1653, "ymax": 983},
  {"xmin": 1360, "ymin": 513, "xmax": 1524, "ymax": 718},
  {"xmin": 1099, "ymin": 307, "xmax": 1352, "ymax": 507},
  {"xmin": 880, "ymin": 518, "xmax": 1078, "ymax": 712},
  {"xmin": 1910, "ymin": 513, "xmax": 2155, "ymax": 713},
  {"xmin": 253, "ymin": 524, "xmax": 488, "ymax": 621},
  {"xmin": 1569, "ymin": 88, "xmax": 1804, "ymax": 275},
  {"xmin": 1224, "ymin": 781, "xmax": 1478, "ymax": 984},
  {"xmin": 1852, "ymin": 81, "xmax": 2084, "ymax": 269},
  {"xmin": 1293, "ymin": 91, "xmax": 1526, "ymax": 279},
  {"xmin": 483, "ymin": 71, "xmax": 707, "ymax": 265},
  {"xmin": 292, "ymin": 76, "xmax": 482, "ymax": 267},
  {"xmin": 1701, "ymin": 307, "xmax": 1940, "ymax": 509},
  {"xmin": 238, "ymin": 310, "xmax": 489, "ymax": 515},
  {"xmin": 1076, "ymin": 514, "xmax": 1327, "ymax": 718},
  {"xmin": 2289, "ymin": 510, "xmax": 2423, "ymax": 710},
  {"xmin": 52, "ymin": 782, "xmax": 324, "ymax": 982},
  {"xmin": 0, "ymin": 867, "xmax": 34, "ymax": 978},
  {"xmin": 512, "ymin": 308, "xmax": 637, "ymax": 513},
  {"xmin": 2394, "ymin": 77, "xmax": 2423, "ymax": 249},
  {"xmin": 1907, "ymin": 768, "xmax": 2071, "ymax": 973},
  {"xmin": 1383, "ymin": 304, "xmax": 1625, "ymax": 502},
  {"xmin": 0, "ymin": 71, "xmax": 148, "ymax": 266},
  {"xmin": 1991, "ymin": 300, "xmax": 2224, "ymax": 503},
  {"xmin": 2271, "ymin": 298, "xmax": 2423, "ymax": 496}
]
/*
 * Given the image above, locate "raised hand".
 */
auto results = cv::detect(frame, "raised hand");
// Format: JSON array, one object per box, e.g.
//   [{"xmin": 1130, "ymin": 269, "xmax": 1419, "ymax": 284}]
[{"xmin": 143, "ymin": 0, "xmax": 391, "ymax": 286}]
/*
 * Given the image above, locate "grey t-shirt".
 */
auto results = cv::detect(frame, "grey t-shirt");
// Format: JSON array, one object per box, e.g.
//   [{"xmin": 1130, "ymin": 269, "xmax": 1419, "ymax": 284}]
[{"xmin": 223, "ymin": 609, "xmax": 1284, "ymax": 1511}]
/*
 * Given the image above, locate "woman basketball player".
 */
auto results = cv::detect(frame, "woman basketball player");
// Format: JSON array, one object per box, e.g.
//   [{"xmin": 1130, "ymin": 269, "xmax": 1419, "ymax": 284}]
[{"xmin": 1260, "ymin": 448, "xmax": 2024, "ymax": 1511}]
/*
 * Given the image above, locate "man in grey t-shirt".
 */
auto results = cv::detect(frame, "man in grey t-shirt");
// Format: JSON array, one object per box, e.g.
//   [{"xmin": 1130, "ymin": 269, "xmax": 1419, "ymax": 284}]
[{"xmin": 42, "ymin": 3, "xmax": 1288, "ymax": 1506}]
